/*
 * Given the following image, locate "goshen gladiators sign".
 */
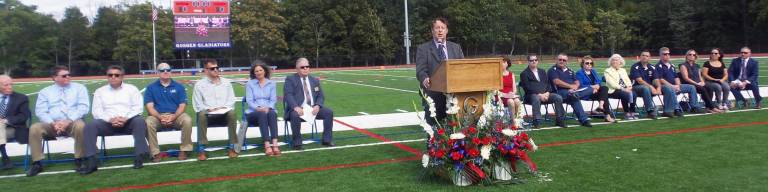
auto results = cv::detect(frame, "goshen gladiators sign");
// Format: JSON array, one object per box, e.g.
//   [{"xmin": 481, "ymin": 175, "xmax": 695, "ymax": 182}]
[{"xmin": 173, "ymin": 0, "xmax": 231, "ymax": 49}]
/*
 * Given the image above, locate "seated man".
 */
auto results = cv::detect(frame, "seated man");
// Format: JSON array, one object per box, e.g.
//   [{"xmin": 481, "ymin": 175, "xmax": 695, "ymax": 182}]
[
  {"xmin": 81, "ymin": 65, "xmax": 149, "ymax": 175},
  {"xmin": 728, "ymin": 47, "xmax": 762, "ymax": 109},
  {"xmin": 193, "ymin": 59, "xmax": 238, "ymax": 160},
  {"xmin": 27, "ymin": 66, "xmax": 89, "ymax": 177},
  {"xmin": 145, "ymin": 63, "xmax": 193, "ymax": 162},
  {"xmin": 0, "ymin": 75, "xmax": 31, "ymax": 170},
  {"xmin": 629, "ymin": 50, "xmax": 660, "ymax": 119},
  {"xmin": 548, "ymin": 54, "xmax": 592, "ymax": 127},
  {"xmin": 656, "ymin": 47, "xmax": 702, "ymax": 117},
  {"xmin": 284, "ymin": 58, "xmax": 334, "ymax": 150},
  {"xmin": 519, "ymin": 55, "xmax": 566, "ymax": 128}
]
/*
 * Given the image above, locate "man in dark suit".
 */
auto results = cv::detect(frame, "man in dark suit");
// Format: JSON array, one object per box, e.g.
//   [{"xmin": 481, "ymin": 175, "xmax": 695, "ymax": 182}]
[
  {"xmin": 0, "ymin": 75, "xmax": 31, "ymax": 169},
  {"xmin": 415, "ymin": 17, "xmax": 464, "ymax": 126},
  {"xmin": 519, "ymin": 55, "xmax": 566, "ymax": 128},
  {"xmin": 728, "ymin": 47, "xmax": 762, "ymax": 109},
  {"xmin": 284, "ymin": 58, "xmax": 334, "ymax": 150}
]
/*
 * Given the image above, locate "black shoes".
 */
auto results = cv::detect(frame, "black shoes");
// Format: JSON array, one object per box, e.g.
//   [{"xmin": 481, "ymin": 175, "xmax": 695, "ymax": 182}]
[
  {"xmin": 555, "ymin": 119, "xmax": 568, "ymax": 128},
  {"xmin": 581, "ymin": 121, "xmax": 592, "ymax": 128},
  {"xmin": 27, "ymin": 161, "xmax": 43, "ymax": 177},
  {"xmin": 79, "ymin": 156, "xmax": 98, "ymax": 175},
  {"xmin": 74, "ymin": 158, "xmax": 84, "ymax": 172},
  {"xmin": 1, "ymin": 157, "xmax": 12, "ymax": 170},
  {"xmin": 321, "ymin": 141, "xmax": 335, "ymax": 147},
  {"xmin": 661, "ymin": 112, "xmax": 675, "ymax": 118},
  {"xmin": 133, "ymin": 154, "xmax": 146, "ymax": 169},
  {"xmin": 647, "ymin": 111, "xmax": 658, "ymax": 119},
  {"xmin": 292, "ymin": 145, "xmax": 303, "ymax": 150},
  {"xmin": 674, "ymin": 110, "xmax": 684, "ymax": 117}
]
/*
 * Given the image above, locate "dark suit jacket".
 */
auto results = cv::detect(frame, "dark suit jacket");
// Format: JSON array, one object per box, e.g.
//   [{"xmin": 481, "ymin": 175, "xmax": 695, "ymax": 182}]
[
  {"xmin": 415, "ymin": 40, "xmax": 465, "ymax": 89},
  {"xmin": 4, "ymin": 92, "xmax": 31, "ymax": 144},
  {"xmin": 519, "ymin": 67, "xmax": 552, "ymax": 101},
  {"xmin": 728, "ymin": 57, "xmax": 759, "ymax": 84},
  {"xmin": 283, "ymin": 73, "xmax": 325, "ymax": 118}
]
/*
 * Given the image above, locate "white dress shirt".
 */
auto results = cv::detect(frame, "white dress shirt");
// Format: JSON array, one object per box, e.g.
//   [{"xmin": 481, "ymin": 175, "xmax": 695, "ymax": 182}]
[
  {"xmin": 193, "ymin": 77, "xmax": 236, "ymax": 112},
  {"xmin": 92, "ymin": 83, "xmax": 144, "ymax": 121}
]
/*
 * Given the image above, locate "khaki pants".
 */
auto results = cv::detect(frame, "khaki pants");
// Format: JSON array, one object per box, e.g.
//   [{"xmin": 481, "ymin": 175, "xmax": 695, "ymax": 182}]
[
  {"xmin": 28, "ymin": 120, "xmax": 85, "ymax": 162},
  {"xmin": 146, "ymin": 113, "xmax": 193, "ymax": 156},
  {"xmin": 0, "ymin": 123, "xmax": 15, "ymax": 144},
  {"xmin": 196, "ymin": 110, "xmax": 237, "ymax": 146}
]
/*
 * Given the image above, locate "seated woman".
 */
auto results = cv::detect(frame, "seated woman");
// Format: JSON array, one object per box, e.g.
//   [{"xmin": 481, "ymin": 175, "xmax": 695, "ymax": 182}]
[
  {"xmin": 680, "ymin": 49, "xmax": 721, "ymax": 113},
  {"xmin": 603, "ymin": 54, "xmax": 637, "ymax": 120},
  {"xmin": 702, "ymin": 48, "xmax": 730, "ymax": 111},
  {"xmin": 245, "ymin": 61, "xmax": 280, "ymax": 156},
  {"xmin": 575, "ymin": 55, "xmax": 615, "ymax": 123},
  {"xmin": 500, "ymin": 56, "xmax": 521, "ymax": 121}
]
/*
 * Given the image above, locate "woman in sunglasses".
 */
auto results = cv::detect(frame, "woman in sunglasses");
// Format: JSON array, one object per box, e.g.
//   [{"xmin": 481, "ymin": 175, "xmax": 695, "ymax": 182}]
[
  {"xmin": 680, "ymin": 49, "xmax": 722, "ymax": 113},
  {"xmin": 701, "ymin": 48, "xmax": 730, "ymax": 111},
  {"xmin": 575, "ymin": 55, "xmax": 616, "ymax": 123}
]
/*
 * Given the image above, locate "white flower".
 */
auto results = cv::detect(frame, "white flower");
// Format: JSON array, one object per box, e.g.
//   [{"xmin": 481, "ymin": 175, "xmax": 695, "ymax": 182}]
[
  {"xmin": 449, "ymin": 133, "xmax": 466, "ymax": 140},
  {"xmin": 477, "ymin": 118, "xmax": 487, "ymax": 128},
  {"xmin": 420, "ymin": 121, "xmax": 434, "ymax": 139},
  {"xmin": 446, "ymin": 106, "xmax": 460, "ymax": 114},
  {"xmin": 528, "ymin": 138, "xmax": 538, "ymax": 152},
  {"xmin": 480, "ymin": 145, "xmax": 492, "ymax": 160},
  {"xmin": 422, "ymin": 154, "xmax": 430, "ymax": 168},
  {"xmin": 501, "ymin": 129, "xmax": 517, "ymax": 137}
]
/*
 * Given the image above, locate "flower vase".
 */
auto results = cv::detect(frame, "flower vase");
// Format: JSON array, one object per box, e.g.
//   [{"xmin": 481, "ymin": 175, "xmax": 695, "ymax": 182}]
[
  {"xmin": 493, "ymin": 160, "xmax": 513, "ymax": 181},
  {"xmin": 450, "ymin": 171, "xmax": 473, "ymax": 186}
]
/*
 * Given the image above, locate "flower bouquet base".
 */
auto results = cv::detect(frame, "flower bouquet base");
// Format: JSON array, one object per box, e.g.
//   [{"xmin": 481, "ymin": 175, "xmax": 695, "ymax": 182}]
[{"xmin": 493, "ymin": 161, "xmax": 513, "ymax": 181}]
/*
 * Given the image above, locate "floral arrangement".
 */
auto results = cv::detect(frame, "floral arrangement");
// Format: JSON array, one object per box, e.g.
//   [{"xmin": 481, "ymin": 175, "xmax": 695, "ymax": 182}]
[{"xmin": 418, "ymin": 90, "xmax": 539, "ymax": 186}]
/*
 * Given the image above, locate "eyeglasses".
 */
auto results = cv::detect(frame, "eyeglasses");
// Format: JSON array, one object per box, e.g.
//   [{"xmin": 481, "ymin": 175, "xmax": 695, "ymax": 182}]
[
  {"xmin": 206, "ymin": 66, "xmax": 220, "ymax": 71},
  {"xmin": 711, "ymin": 52, "xmax": 720, "ymax": 55},
  {"xmin": 558, "ymin": 59, "xmax": 568, "ymax": 62},
  {"xmin": 584, "ymin": 62, "xmax": 593, "ymax": 65},
  {"xmin": 299, "ymin": 66, "xmax": 310, "ymax": 69},
  {"xmin": 741, "ymin": 52, "xmax": 750, "ymax": 54},
  {"xmin": 662, "ymin": 53, "xmax": 671, "ymax": 56},
  {"xmin": 158, "ymin": 69, "xmax": 172, "ymax": 73},
  {"xmin": 107, "ymin": 73, "xmax": 122, "ymax": 78},
  {"xmin": 57, "ymin": 74, "xmax": 70, "ymax": 78}
]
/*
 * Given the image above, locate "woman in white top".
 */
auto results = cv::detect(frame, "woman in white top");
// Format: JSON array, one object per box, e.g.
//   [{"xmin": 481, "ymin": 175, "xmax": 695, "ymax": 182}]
[{"xmin": 603, "ymin": 54, "xmax": 637, "ymax": 120}]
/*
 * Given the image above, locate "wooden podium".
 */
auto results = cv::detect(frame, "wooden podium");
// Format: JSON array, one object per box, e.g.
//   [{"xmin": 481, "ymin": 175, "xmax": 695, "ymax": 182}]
[{"xmin": 428, "ymin": 58, "xmax": 503, "ymax": 119}]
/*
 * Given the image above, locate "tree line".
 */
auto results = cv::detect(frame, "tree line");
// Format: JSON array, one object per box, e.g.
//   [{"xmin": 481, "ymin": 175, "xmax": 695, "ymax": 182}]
[{"xmin": 1, "ymin": 0, "xmax": 767, "ymax": 77}]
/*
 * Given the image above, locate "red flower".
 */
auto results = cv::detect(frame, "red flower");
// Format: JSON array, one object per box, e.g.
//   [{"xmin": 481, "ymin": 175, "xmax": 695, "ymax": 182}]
[
  {"xmin": 520, "ymin": 132, "xmax": 530, "ymax": 141},
  {"xmin": 472, "ymin": 137, "xmax": 481, "ymax": 145},
  {"xmin": 511, "ymin": 124, "xmax": 518, "ymax": 130},
  {"xmin": 435, "ymin": 150, "xmax": 445, "ymax": 158},
  {"xmin": 450, "ymin": 151, "xmax": 463, "ymax": 161},
  {"xmin": 468, "ymin": 148, "xmax": 480, "ymax": 157},
  {"xmin": 448, "ymin": 121, "xmax": 458, "ymax": 127},
  {"xmin": 482, "ymin": 137, "xmax": 493, "ymax": 145},
  {"xmin": 437, "ymin": 128, "xmax": 445, "ymax": 135},
  {"xmin": 468, "ymin": 126, "xmax": 477, "ymax": 134}
]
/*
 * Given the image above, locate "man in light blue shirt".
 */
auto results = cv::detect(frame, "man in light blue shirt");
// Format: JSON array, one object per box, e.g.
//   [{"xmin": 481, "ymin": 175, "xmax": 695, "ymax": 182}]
[{"xmin": 27, "ymin": 65, "xmax": 90, "ymax": 177}]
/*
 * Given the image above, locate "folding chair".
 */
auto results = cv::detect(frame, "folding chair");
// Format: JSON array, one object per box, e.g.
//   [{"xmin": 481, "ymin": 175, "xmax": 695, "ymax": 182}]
[{"xmin": 282, "ymin": 101, "xmax": 318, "ymax": 147}]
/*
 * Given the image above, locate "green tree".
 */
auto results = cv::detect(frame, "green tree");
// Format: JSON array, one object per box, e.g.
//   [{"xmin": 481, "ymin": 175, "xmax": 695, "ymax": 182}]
[
  {"xmin": 231, "ymin": 0, "xmax": 287, "ymax": 60},
  {"xmin": 58, "ymin": 7, "xmax": 92, "ymax": 72},
  {"xmin": 0, "ymin": 0, "xmax": 58, "ymax": 76},
  {"xmin": 113, "ymin": 3, "xmax": 173, "ymax": 73},
  {"xmin": 593, "ymin": 8, "xmax": 632, "ymax": 54}
]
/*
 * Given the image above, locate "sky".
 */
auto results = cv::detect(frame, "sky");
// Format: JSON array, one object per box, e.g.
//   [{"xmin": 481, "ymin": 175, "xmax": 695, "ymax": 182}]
[{"xmin": 18, "ymin": 0, "xmax": 173, "ymax": 21}]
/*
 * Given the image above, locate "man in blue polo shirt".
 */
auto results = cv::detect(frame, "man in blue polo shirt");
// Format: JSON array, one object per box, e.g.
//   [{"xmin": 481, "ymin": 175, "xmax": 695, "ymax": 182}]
[
  {"xmin": 629, "ymin": 50, "xmax": 659, "ymax": 119},
  {"xmin": 548, "ymin": 53, "xmax": 592, "ymax": 127},
  {"xmin": 144, "ymin": 63, "xmax": 193, "ymax": 162},
  {"xmin": 655, "ymin": 47, "xmax": 701, "ymax": 117}
]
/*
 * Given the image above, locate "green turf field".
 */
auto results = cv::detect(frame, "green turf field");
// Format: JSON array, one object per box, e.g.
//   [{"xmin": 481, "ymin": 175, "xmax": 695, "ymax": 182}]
[{"xmin": 1, "ymin": 58, "xmax": 767, "ymax": 191}]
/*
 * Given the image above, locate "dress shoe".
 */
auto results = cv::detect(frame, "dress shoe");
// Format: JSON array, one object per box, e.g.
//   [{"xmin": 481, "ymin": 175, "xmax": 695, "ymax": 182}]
[
  {"xmin": 133, "ymin": 155, "xmax": 144, "ymax": 169},
  {"xmin": 178, "ymin": 151, "xmax": 187, "ymax": 161},
  {"xmin": 198, "ymin": 152, "xmax": 207, "ymax": 161},
  {"xmin": 580, "ymin": 121, "xmax": 592, "ymax": 128},
  {"xmin": 321, "ymin": 141, "xmax": 335, "ymax": 147},
  {"xmin": 79, "ymin": 156, "xmax": 98, "ymax": 175},
  {"xmin": 531, "ymin": 122, "xmax": 541, "ymax": 129},
  {"xmin": 152, "ymin": 154, "xmax": 162, "ymax": 163},
  {"xmin": 2, "ymin": 157, "xmax": 13, "ymax": 170},
  {"xmin": 674, "ymin": 110, "xmax": 684, "ymax": 117},
  {"xmin": 27, "ymin": 161, "xmax": 43, "ymax": 177},
  {"xmin": 661, "ymin": 112, "xmax": 675, "ymax": 118},
  {"xmin": 228, "ymin": 149, "xmax": 238, "ymax": 158},
  {"xmin": 555, "ymin": 120, "xmax": 568, "ymax": 128},
  {"xmin": 755, "ymin": 103, "xmax": 762, "ymax": 109},
  {"xmin": 74, "ymin": 158, "xmax": 84, "ymax": 172},
  {"xmin": 292, "ymin": 145, "xmax": 303, "ymax": 150},
  {"xmin": 647, "ymin": 111, "xmax": 658, "ymax": 119}
]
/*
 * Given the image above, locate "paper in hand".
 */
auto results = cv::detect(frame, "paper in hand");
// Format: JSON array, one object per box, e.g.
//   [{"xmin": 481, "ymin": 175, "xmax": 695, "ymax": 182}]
[{"xmin": 301, "ymin": 104, "xmax": 316, "ymax": 125}]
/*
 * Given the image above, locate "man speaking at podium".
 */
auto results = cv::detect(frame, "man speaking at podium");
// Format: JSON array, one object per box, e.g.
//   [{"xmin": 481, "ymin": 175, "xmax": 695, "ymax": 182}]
[{"xmin": 416, "ymin": 17, "xmax": 464, "ymax": 126}]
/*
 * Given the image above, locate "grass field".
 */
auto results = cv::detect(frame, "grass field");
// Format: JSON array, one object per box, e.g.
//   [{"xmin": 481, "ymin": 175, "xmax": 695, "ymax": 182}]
[{"xmin": 0, "ymin": 57, "xmax": 767, "ymax": 191}]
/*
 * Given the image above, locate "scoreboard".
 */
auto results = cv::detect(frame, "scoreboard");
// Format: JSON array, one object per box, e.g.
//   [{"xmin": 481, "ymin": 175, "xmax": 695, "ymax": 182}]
[{"xmin": 173, "ymin": 0, "xmax": 231, "ymax": 49}]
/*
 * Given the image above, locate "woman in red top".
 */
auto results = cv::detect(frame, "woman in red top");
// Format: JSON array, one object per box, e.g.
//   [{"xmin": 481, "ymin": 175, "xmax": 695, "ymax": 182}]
[{"xmin": 500, "ymin": 56, "xmax": 521, "ymax": 119}]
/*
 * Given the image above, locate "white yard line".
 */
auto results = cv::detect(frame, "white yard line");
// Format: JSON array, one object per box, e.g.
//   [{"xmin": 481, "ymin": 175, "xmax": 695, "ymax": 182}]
[
  {"xmin": 358, "ymin": 112, "xmax": 370, "ymax": 115},
  {"xmin": 331, "ymin": 72, "xmax": 416, "ymax": 79},
  {"xmin": 395, "ymin": 109, "xmax": 409, "ymax": 113},
  {"xmin": 0, "ymin": 138, "xmax": 426, "ymax": 179},
  {"xmin": 323, "ymin": 79, "xmax": 418, "ymax": 93}
]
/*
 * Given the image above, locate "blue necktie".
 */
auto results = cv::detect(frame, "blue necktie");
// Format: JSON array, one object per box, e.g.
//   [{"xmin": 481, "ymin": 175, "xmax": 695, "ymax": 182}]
[{"xmin": 437, "ymin": 43, "xmax": 447, "ymax": 61}]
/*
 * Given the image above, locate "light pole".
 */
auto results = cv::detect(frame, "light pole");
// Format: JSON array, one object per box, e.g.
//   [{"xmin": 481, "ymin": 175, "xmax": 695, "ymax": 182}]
[{"xmin": 403, "ymin": 0, "xmax": 411, "ymax": 64}]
